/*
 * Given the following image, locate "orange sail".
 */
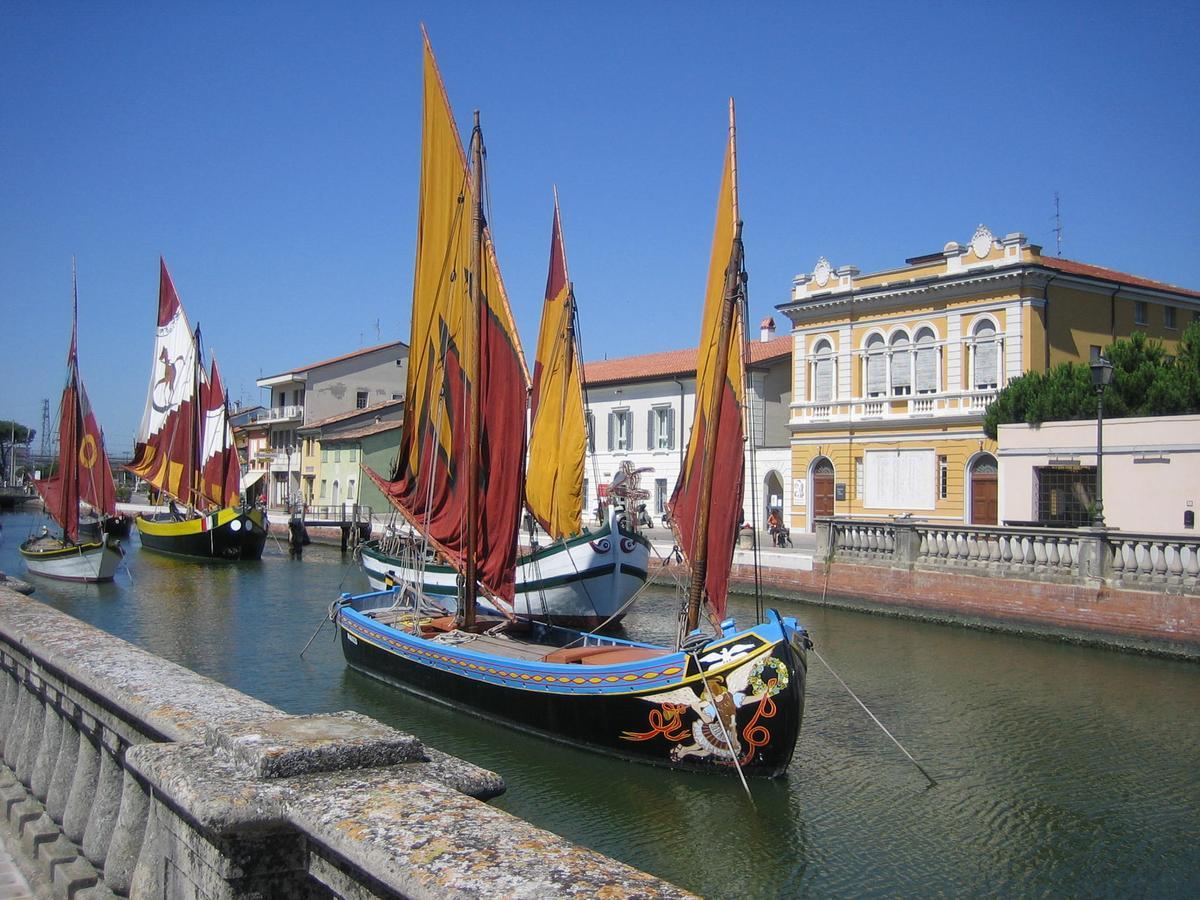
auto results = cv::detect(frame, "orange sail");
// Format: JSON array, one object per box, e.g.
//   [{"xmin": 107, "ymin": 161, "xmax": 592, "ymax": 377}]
[
  {"xmin": 200, "ymin": 356, "xmax": 240, "ymax": 508},
  {"xmin": 526, "ymin": 193, "xmax": 586, "ymax": 539},
  {"xmin": 365, "ymin": 31, "xmax": 529, "ymax": 601},
  {"xmin": 668, "ymin": 100, "xmax": 746, "ymax": 624}
]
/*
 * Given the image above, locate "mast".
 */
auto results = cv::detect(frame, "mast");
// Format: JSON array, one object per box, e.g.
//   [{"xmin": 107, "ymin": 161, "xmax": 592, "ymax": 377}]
[
  {"xmin": 684, "ymin": 102, "xmax": 743, "ymax": 633},
  {"xmin": 192, "ymin": 324, "xmax": 204, "ymax": 510},
  {"xmin": 464, "ymin": 109, "xmax": 484, "ymax": 628}
]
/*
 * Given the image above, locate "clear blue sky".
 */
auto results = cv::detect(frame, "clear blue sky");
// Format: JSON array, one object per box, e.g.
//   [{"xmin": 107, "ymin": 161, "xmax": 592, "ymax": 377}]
[{"xmin": 3, "ymin": 2, "xmax": 1198, "ymax": 454}]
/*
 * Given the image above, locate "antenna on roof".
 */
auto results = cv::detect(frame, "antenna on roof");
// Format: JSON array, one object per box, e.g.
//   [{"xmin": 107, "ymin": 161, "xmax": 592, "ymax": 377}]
[
  {"xmin": 375, "ymin": 318, "xmax": 381, "ymax": 341},
  {"xmin": 1053, "ymin": 192, "xmax": 1063, "ymax": 257}
]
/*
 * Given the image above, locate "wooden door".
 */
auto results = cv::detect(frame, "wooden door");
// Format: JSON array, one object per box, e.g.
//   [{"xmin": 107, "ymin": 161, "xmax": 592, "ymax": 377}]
[
  {"xmin": 971, "ymin": 472, "xmax": 998, "ymax": 525},
  {"xmin": 813, "ymin": 460, "xmax": 835, "ymax": 520}
]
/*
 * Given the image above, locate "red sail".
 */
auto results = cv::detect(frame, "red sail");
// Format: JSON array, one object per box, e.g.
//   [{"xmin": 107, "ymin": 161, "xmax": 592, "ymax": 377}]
[
  {"xmin": 363, "ymin": 34, "xmax": 528, "ymax": 602},
  {"xmin": 200, "ymin": 358, "xmax": 241, "ymax": 508}
]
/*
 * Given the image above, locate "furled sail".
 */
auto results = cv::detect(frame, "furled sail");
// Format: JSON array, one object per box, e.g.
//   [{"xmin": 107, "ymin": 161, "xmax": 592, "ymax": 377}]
[
  {"xmin": 668, "ymin": 101, "xmax": 746, "ymax": 624},
  {"xmin": 526, "ymin": 194, "xmax": 586, "ymax": 539},
  {"xmin": 199, "ymin": 356, "xmax": 240, "ymax": 508},
  {"xmin": 127, "ymin": 258, "xmax": 200, "ymax": 505},
  {"xmin": 365, "ymin": 32, "xmax": 529, "ymax": 601},
  {"xmin": 34, "ymin": 271, "xmax": 117, "ymax": 542}
]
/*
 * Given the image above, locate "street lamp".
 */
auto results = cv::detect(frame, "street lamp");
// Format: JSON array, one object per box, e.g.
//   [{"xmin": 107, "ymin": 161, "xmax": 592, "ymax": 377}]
[
  {"xmin": 285, "ymin": 444, "xmax": 295, "ymax": 512},
  {"xmin": 1090, "ymin": 356, "xmax": 1114, "ymax": 527}
]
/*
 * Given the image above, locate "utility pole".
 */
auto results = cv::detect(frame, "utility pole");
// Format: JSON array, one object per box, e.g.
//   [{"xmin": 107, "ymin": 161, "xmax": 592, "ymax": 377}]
[
  {"xmin": 40, "ymin": 398, "xmax": 51, "ymax": 459},
  {"xmin": 1053, "ymin": 192, "xmax": 1063, "ymax": 257}
]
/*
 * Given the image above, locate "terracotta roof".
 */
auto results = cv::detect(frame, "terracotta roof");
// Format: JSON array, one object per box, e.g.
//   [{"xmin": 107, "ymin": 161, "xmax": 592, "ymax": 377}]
[
  {"xmin": 584, "ymin": 334, "xmax": 792, "ymax": 386},
  {"xmin": 321, "ymin": 419, "xmax": 403, "ymax": 442},
  {"xmin": 1039, "ymin": 257, "xmax": 1200, "ymax": 300},
  {"xmin": 301, "ymin": 398, "xmax": 404, "ymax": 431},
  {"xmin": 260, "ymin": 340, "xmax": 407, "ymax": 381}
]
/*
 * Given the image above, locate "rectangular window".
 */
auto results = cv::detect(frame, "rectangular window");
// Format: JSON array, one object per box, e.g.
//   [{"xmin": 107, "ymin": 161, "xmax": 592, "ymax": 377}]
[
  {"xmin": 608, "ymin": 409, "xmax": 632, "ymax": 451},
  {"xmin": 863, "ymin": 449, "xmax": 936, "ymax": 510},
  {"xmin": 938, "ymin": 455, "xmax": 948, "ymax": 500},
  {"xmin": 1089, "ymin": 345, "xmax": 1102, "ymax": 362},
  {"xmin": 1035, "ymin": 466, "xmax": 1097, "ymax": 525},
  {"xmin": 320, "ymin": 479, "xmax": 327, "ymax": 499},
  {"xmin": 1134, "ymin": 300, "xmax": 1147, "ymax": 326},
  {"xmin": 349, "ymin": 448, "xmax": 357, "ymax": 462},
  {"xmin": 655, "ymin": 478, "xmax": 669, "ymax": 515},
  {"xmin": 356, "ymin": 391, "xmax": 368, "ymax": 409},
  {"xmin": 855, "ymin": 457, "xmax": 863, "ymax": 500},
  {"xmin": 1165, "ymin": 306, "xmax": 1177, "ymax": 329},
  {"xmin": 334, "ymin": 448, "xmax": 341, "ymax": 463},
  {"xmin": 347, "ymin": 479, "xmax": 356, "ymax": 501},
  {"xmin": 321, "ymin": 448, "xmax": 328, "ymax": 463},
  {"xmin": 392, "ymin": 393, "xmax": 402, "ymax": 400},
  {"xmin": 585, "ymin": 411, "xmax": 595, "ymax": 453},
  {"xmin": 649, "ymin": 406, "xmax": 675, "ymax": 450}
]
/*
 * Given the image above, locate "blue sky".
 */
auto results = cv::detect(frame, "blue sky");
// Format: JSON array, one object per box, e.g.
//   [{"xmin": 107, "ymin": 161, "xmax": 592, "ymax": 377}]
[{"xmin": 3, "ymin": 2, "xmax": 1198, "ymax": 453}]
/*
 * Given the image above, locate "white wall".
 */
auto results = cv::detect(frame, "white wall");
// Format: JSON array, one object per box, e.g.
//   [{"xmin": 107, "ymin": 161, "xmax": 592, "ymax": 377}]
[{"xmin": 998, "ymin": 414, "xmax": 1200, "ymax": 535}]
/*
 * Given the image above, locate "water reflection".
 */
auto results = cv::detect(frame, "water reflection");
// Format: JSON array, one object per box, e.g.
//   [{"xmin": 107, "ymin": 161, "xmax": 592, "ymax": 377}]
[{"xmin": 2, "ymin": 509, "xmax": 1197, "ymax": 897}]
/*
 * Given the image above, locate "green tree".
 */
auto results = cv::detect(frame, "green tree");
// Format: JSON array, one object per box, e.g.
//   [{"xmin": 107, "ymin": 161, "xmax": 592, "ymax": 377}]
[
  {"xmin": 983, "ymin": 322, "xmax": 1200, "ymax": 438},
  {"xmin": 0, "ymin": 420, "xmax": 37, "ymax": 482}
]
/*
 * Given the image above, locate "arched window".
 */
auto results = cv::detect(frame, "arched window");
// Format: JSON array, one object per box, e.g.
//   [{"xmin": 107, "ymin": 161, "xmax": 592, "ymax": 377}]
[
  {"xmin": 890, "ymin": 331, "xmax": 911, "ymax": 396},
  {"xmin": 812, "ymin": 339, "xmax": 835, "ymax": 403},
  {"xmin": 865, "ymin": 333, "xmax": 886, "ymax": 397},
  {"xmin": 915, "ymin": 327, "xmax": 938, "ymax": 394},
  {"xmin": 332, "ymin": 480, "xmax": 340, "ymax": 505},
  {"xmin": 972, "ymin": 320, "xmax": 1000, "ymax": 389}
]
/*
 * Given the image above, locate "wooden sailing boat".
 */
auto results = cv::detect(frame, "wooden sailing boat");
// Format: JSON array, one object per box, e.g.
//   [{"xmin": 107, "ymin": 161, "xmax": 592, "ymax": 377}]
[
  {"xmin": 335, "ymin": 35, "xmax": 807, "ymax": 777},
  {"xmin": 126, "ymin": 259, "xmax": 267, "ymax": 560},
  {"xmin": 359, "ymin": 192, "xmax": 650, "ymax": 627},
  {"xmin": 22, "ymin": 264, "xmax": 124, "ymax": 582}
]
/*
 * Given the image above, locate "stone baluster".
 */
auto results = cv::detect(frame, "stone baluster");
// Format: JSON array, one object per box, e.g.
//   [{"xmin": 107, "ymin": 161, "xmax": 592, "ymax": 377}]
[
  {"xmin": 30, "ymin": 688, "xmax": 63, "ymax": 801},
  {"xmin": 1182, "ymin": 544, "xmax": 1200, "ymax": 590},
  {"xmin": 46, "ymin": 699, "xmax": 80, "ymax": 825},
  {"xmin": 1166, "ymin": 543, "xmax": 1184, "ymax": 588},
  {"xmin": 1046, "ymin": 538, "xmax": 1061, "ymax": 572},
  {"xmin": 954, "ymin": 532, "xmax": 968, "ymax": 563},
  {"xmin": 14, "ymin": 678, "xmax": 41, "ymax": 786},
  {"xmin": 103, "ymin": 768, "xmax": 150, "ymax": 894},
  {"xmin": 1134, "ymin": 541, "xmax": 1150, "ymax": 578},
  {"xmin": 917, "ymin": 530, "xmax": 929, "ymax": 559},
  {"xmin": 884, "ymin": 528, "xmax": 895, "ymax": 554},
  {"xmin": 63, "ymin": 715, "xmax": 101, "ymax": 844},
  {"xmin": 82, "ymin": 727, "xmax": 125, "ymax": 868},
  {"xmin": 0, "ymin": 662, "xmax": 19, "ymax": 761},
  {"xmin": 1151, "ymin": 542, "xmax": 1169, "ymax": 584}
]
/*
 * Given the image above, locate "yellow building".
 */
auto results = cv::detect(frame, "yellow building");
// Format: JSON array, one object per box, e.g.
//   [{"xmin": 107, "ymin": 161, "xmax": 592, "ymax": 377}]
[{"xmin": 779, "ymin": 225, "xmax": 1200, "ymax": 532}]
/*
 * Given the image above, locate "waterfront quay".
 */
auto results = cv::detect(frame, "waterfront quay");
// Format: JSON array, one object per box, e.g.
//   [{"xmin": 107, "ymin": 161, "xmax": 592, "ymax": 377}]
[{"xmin": 1, "ymin": 512, "xmax": 1198, "ymax": 897}]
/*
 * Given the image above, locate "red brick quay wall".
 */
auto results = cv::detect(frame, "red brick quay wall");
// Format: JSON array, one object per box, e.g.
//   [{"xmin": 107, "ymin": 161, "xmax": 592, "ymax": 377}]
[{"xmin": 653, "ymin": 519, "xmax": 1200, "ymax": 660}]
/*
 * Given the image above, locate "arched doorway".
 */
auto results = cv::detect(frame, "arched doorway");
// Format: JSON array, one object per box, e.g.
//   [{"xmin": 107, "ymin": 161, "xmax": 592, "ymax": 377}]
[
  {"xmin": 763, "ymin": 470, "xmax": 784, "ymax": 526},
  {"xmin": 969, "ymin": 454, "xmax": 998, "ymax": 525},
  {"xmin": 812, "ymin": 457, "xmax": 835, "ymax": 525}
]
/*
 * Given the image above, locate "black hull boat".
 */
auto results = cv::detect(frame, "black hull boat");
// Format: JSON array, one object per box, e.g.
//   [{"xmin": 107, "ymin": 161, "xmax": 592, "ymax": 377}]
[
  {"xmin": 335, "ymin": 591, "xmax": 808, "ymax": 777},
  {"xmin": 135, "ymin": 507, "xmax": 267, "ymax": 560}
]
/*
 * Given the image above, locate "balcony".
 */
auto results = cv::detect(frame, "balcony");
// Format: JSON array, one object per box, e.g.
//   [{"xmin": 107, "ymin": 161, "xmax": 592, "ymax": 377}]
[
  {"xmin": 259, "ymin": 405, "xmax": 303, "ymax": 423},
  {"xmin": 791, "ymin": 388, "xmax": 1001, "ymax": 428}
]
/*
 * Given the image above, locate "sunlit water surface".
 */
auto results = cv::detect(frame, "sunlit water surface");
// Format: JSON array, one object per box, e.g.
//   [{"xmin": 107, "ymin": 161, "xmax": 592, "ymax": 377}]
[{"xmin": 2, "ymin": 510, "xmax": 1198, "ymax": 897}]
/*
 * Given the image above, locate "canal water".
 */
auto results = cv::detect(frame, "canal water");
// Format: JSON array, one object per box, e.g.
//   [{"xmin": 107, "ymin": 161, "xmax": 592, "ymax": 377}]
[{"xmin": 2, "ymin": 509, "xmax": 1198, "ymax": 897}]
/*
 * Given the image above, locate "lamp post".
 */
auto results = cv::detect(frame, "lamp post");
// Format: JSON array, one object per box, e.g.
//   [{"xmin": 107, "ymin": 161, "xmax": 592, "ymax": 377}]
[
  {"xmin": 285, "ymin": 443, "xmax": 294, "ymax": 512},
  {"xmin": 1090, "ymin": 356, "xmax": 1114, "ymax": 527}
]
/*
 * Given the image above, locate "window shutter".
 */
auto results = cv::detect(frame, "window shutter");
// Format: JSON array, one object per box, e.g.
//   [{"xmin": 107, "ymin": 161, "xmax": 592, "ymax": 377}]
[
  {"xmin": 915, "ymin": 332, "xmax": 937, "ymax": 392},
  {"xmin": 815, "ymin": 356, "xmax": 833, "ymax": 402},
  {"xmin": 648, "ymin": 412, "xmax": 656, "ymax": 451},
  {"xmin": 891, "ymin": 337, "xmax": 911, "ymax": 388},
  {"xmin": 866, "ymin": 353, "xmax": 885, "ymax": 395},
  {"xmin": 667, "ymin": 407, "xmax": 675, "ymax": 449},
  {"xmin": 975, "ymin": 341, "xmax": 997, "ymax": 386},
  {"xmin": 607, "ymin": 412, "xmax": 615, "ymax": 451}
]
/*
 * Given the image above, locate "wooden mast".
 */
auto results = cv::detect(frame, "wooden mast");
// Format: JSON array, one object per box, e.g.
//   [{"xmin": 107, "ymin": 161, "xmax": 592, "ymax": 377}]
[
  {"xmin": 685, "ymin": 100, "xmax": 743, "ymax": 633},
  {"xmin": 464, "ymin": 109, "xmax": 484, "ymax": 629}
]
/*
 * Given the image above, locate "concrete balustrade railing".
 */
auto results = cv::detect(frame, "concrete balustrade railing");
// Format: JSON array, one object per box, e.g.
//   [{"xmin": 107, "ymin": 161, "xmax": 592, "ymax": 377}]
[
  {"xmin": 817, "ymin": 518, "xmax": 1200, "ymax": 595},
  {"xmin": 0, "ymin": 586, "xmax": 692, "ymax": 899}
]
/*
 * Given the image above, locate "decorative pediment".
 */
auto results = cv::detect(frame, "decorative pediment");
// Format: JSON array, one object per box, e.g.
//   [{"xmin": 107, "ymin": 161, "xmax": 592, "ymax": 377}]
[
  {"xmin": 970, "ymin": 225, "xmax": 995, "ymax": 260},
  {"xmin": 813, "ymin": 256, "xmax": 832, "ymax": 288}
]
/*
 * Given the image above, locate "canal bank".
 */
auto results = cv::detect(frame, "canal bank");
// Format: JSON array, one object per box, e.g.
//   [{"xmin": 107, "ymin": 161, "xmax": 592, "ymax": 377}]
[{"xmin": 4, "ymin": 509, "xmax": 1199, "ymax": 897}]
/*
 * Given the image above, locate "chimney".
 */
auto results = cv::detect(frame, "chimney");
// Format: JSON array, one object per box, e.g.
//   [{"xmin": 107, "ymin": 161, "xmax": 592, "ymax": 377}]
[{"xmin": 760, "ymin": 315, "xmax": 776, "ymax": 343}]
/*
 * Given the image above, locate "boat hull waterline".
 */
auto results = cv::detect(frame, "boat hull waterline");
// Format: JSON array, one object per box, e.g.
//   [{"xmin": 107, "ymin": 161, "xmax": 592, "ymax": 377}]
[
  {"xmin": 335, "ymin": 592, "xmax": 807, "ymax": 777},
  {"xmin": 360, "ymin": 514, "xmax": 651, "ymax": 628},
  {"xmin": 135, "ymin": 507, "xmax": 268, "ymax": 560},
  {"xmin": 20, "ymin": 537, "xmax": 124, "ymax": 582}
]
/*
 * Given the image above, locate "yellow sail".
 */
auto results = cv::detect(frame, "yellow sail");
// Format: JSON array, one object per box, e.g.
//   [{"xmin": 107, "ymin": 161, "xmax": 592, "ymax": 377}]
[{"xmin": 526, "ymin": 194, "xmax": 586, "ymax": 538}]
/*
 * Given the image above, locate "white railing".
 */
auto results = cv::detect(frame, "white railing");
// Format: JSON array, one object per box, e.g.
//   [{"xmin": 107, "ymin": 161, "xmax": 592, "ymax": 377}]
[
  {"xmin": 967, "ymin": 390, "xmax": 998, "ymax": 411},
  {"xmin": 261, "ymin": 405, "xmax": 303, "ymax": 422},
  {"xmin": 909, "ymin": 397, "xmax": 935, "ymax": 415},
  {"xmin": 1108, "ymin": 534, "xmax": 1200, "ymax": 592},
  {"xmin": 794, "ymin": 388, "xmax": 1002, "ymax": 424},
  {"xmin": 862, "ymin": 401, "xmax": 885, "ymax": 417}
]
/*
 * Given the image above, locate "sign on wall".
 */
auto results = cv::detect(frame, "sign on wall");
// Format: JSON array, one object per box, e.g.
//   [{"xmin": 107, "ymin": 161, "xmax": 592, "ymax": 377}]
[
  {"xmin": 864, "ymin": 448, "xmax": 936, "ymax": 510},
  {"xmin": 792, "ymin": 478, "xmax": 806, "ymax": 507}
]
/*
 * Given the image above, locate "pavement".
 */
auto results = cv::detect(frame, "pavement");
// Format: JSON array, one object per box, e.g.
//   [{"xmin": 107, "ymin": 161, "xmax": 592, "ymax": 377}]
[{"xmin": 0, "ymin": 832, "xmax": 35, "ymax": 900}]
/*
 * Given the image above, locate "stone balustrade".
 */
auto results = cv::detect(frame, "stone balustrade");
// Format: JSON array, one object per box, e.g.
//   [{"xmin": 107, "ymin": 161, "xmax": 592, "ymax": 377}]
[
  {"xmin": 818, "ymin": 518, "xmax": 1200, "ymax": 595},
  {"xmin": 0, "ymin": 586, "xmax": 691, "ymax": 899}
]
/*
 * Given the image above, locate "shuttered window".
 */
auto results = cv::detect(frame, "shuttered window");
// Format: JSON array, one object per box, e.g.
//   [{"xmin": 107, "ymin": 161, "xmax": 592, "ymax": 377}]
[
  {"xmin": 974, "ymin": 321, "xmax": 999, "ymax": 388},
  {"xmin": 891, "ymin": 333, "xmax": 911, "ymax": 394},
  {"xmin": 865, "ymin": 334, "xmax": 886, "ymax": 396},
  {"xmin": 813, "ymin": 342, "xmax": 834, "ymax": 402},
  {"xmin": 915, "ymin": 328, "xmax": 937, "ymax": 393}
]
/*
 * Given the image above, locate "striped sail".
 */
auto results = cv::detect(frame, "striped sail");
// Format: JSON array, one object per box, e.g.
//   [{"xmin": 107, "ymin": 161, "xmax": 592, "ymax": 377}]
[
  {"xmin": 199, "ymin": 356, "xmax": 240, "ymax": 508},
  {"xmin": 365, "ymin": 32, "xmax": 529, "ymax": 602},
  {"xmin": 127, "ymin": 258, "xmax": 201, "ymax": 505},
  {"xmin": 526, "ymin": 194, "xmax": 586, "ymax": 539},
  {"xmin": 668, "ymin": 101, "xmax": 747, "ymax": 623}
]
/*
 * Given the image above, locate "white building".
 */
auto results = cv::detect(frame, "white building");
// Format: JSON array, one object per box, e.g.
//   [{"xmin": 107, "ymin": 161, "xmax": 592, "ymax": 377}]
[{"xmin": 582, "ymin": 318, "xmax": 792, "ymax": 533}]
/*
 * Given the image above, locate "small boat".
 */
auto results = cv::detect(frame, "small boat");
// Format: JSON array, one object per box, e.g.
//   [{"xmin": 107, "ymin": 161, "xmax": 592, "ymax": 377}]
[
  {"xmin": 334, "ymin": 35, "xmax": 808, "ymax": 777},
  {"xmin": 21, "ymin": 264, "xmax": 124, "ymax": 582},
  {"xmin": 126, "ymin": 260, "xmax": 267, "ymax": 560},
  {"xmin": 360, "ymin": 194, "xmax": 649, "ymax": 627}
]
